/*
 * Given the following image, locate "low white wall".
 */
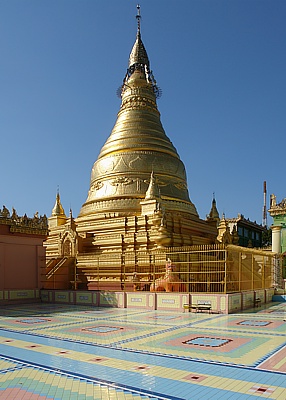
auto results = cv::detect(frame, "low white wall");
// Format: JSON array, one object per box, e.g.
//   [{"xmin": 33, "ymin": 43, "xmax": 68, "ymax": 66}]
[{"xmin": 39, "ymin": 289, "xmax": 276, "ymax": 313}]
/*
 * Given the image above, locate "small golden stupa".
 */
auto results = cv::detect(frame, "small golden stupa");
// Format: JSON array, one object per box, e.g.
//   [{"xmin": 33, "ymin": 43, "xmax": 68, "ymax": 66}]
[{"xmin": 44, "ymin": 6, "xmax": 217, "ymax": 289}]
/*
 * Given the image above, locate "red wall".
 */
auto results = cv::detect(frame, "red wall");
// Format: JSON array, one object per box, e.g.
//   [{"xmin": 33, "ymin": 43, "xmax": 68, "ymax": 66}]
[{"xmin": 0, "ymin": 229, "xmax": 46, "ymax": 290}]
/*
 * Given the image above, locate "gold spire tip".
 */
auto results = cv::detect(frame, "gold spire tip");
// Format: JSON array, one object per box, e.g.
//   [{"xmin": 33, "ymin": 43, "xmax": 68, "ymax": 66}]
[{"xmin": 136, "ymin": 4, "xmax": 141, "ymax": 33}]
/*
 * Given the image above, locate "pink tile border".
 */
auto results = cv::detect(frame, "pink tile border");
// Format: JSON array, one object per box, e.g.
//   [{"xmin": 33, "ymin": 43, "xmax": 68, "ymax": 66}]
[
  {"xmin": 259, "ymin": 346, "xmax": 286, "ymax": 373},
  {"xmin": 229, "ymin": 319, "xmax": 284, "ymax": 329},
  {"xmin": 165, "ymin": 334, "xmax": 251, "ymax": 352},
  {"xmin": 0, "ymin": 388, "xmax": 49, "ymax": 399}
]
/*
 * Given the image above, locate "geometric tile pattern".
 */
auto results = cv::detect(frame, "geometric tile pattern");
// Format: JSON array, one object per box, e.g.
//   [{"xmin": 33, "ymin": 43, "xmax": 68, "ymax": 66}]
[
  {"xmin": 182, "ymin": 337, "xmax": 232, "ymax": 347},
  {"xmin": 82, "ymin": 325, "xmax": 124, "ymax": 333},
  {"xmin": 249, "ymin": 385, "xmax": 275, "ymax": 394},
  {"xmin": 128, "ymin": 326, "xmax": 284, "ymax": 365},
  {"xmin": 238, "ymin": 320, "xmax": 271, "ymax": 326},
  {"xmin": 0, "ymin": 302, "xmax": 285, "ymax": 399},
  {"xmin": 0, "ymin": 364, "xmax": 153, "ymax": 400}
]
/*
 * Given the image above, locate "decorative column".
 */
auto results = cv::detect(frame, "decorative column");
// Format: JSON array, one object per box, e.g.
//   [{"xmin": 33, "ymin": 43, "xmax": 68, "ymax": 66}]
[{"xmin": 271, "ymin": 225, "xmax": 282, "ymax": 253}]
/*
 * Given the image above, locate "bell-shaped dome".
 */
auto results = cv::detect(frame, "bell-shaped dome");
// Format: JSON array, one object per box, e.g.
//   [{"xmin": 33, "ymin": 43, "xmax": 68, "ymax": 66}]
[{"xmin": 79, "ymin": 16, "xmax": 198, "ymax": 219}]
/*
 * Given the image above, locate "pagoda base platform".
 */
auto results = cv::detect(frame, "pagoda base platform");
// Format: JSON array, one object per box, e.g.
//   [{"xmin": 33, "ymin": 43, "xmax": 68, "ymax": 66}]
[{"xmin": 40, "ymin": 288, "xmax": 275, "ymax": 314}]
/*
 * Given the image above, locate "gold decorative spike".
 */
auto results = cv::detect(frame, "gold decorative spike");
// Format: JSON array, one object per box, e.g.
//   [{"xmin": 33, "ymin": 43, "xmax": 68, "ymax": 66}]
[{"xmin": 145, "ymin": 172, "xmax": 160, "ymax": 200}]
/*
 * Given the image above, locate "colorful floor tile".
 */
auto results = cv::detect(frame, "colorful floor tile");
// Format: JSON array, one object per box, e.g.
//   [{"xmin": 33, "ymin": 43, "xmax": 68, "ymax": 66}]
[{"xmin": 0, "ymin": 302, "xmax": 285, "ymax": 399}]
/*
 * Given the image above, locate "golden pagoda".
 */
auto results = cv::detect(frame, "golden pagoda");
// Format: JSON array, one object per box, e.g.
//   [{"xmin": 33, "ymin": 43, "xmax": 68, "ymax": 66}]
[{"xmin": 44, "ymin": 6, "xmax": 217, "ymax": 290}]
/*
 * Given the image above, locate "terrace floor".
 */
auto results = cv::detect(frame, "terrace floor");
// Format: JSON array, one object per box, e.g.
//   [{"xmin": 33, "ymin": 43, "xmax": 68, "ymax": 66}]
[{"xmin": 0, "ymin": 301, "xmax": 285, "ymax": 399}]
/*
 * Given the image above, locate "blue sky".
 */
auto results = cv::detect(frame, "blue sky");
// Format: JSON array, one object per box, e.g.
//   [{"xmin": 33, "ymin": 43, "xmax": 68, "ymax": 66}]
[{"xmin": 0, "ymin": 0, "xmax": 285, "ymax": 226}]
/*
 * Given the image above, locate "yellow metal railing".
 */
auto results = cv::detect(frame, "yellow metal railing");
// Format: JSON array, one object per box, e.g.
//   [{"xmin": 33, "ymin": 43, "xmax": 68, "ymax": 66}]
[{"xmin": 75, "ymin": 244, "xmax": 281, "ymax": 293}]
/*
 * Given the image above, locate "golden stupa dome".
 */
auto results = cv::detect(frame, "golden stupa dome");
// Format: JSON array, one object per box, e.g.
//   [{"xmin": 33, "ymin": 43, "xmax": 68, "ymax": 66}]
[
  {"xmin": 52, "ymin": 192, "xmax": 66, "ymax": 217},
  {"xmin": 79, "ymin": 11, "xmax": 198, "ymax": 219}
]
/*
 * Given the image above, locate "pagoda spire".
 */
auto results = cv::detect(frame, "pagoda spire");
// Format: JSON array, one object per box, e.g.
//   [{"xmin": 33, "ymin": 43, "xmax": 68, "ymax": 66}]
[
  {"xmin": 118, "ymin": 4, "xmax": 161, "ymax": 99},
  {"xmin": 128, "ymin": 4, "xmax": 149, "ymax": 68},
  {"xmin": 52, "ymin": 190, "xmax": 66, "ymax": 217},
  {"xmin": 207, "ymin": 193, "xmax": 220, "ymax": 221}
]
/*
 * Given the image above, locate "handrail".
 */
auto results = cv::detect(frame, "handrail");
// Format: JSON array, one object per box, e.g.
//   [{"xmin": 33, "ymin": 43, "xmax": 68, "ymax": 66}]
[
  {"xmin": 46, "ymin": 259, "xmax": 53, "ymax": 268},
  {"xmin": 46, "ymin": 257, "xmax": 70, "ymax": 280}
]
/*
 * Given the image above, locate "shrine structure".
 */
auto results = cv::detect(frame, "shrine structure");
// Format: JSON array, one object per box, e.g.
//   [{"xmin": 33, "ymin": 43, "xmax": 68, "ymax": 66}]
[
  {"xmin": 43, "ymin": 6, "xmax": 217, "ymax": 290},
  {"xmin": 43, "ymin": 7, "xmax": 281, "ymax": 297}
]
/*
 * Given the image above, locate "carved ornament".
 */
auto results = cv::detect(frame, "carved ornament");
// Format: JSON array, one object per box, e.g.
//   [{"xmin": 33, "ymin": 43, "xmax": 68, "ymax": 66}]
[
  {"xmin": 111, "ymin": 177, "xmax": 134, "ymax": 186},
  {"xmin": 0, "ymin": 205, "xmax": 48, "ymax": 234},
  {"xmin": 269, "ymin": 195, "xmax": 286, "ymax": 216}
]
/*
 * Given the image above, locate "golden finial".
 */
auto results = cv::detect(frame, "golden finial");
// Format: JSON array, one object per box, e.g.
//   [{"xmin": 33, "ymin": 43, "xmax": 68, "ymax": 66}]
[{"xmin": 136, "ymin": 4, "xmax": 141, "ymax": 34}]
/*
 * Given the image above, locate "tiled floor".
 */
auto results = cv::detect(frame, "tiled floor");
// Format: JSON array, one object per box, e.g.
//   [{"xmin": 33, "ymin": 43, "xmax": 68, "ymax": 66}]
[{"xmin": 0, "ymin": 302, "xmax": 285, "ymax": 399}]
